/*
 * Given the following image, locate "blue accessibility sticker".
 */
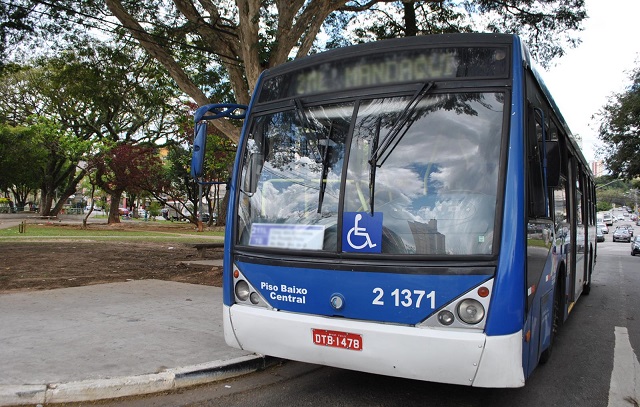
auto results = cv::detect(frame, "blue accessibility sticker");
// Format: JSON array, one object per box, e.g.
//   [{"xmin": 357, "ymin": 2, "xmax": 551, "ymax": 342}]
[{"xmin": 342, "ymin": 212, "xmax": 383, "ymax": 253}]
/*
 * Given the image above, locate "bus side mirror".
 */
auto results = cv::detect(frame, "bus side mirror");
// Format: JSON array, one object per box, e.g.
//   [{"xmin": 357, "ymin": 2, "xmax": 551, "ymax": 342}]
[
  {"xmin": 243, "ymin": 153, "xmax": 264, "ymax": 194},
  {"xmin": 191, "ymin": 122, "xmax": 207, "ymax": 179},
  {"xmin": 545, "ymin": 140, "xmax": 561, "ymax": 188}
]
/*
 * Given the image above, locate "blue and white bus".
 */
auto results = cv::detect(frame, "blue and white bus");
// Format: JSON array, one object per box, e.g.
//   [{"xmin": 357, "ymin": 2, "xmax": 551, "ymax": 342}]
[{"xmin": 194, "ymin": 33, "xmax": 596, "ymax": 387}]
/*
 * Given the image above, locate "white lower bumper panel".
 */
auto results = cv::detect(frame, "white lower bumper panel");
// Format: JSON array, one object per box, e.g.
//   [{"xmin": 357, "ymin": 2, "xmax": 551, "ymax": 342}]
[{"xmin": 224, "ymin": 305, "xmax": 525, "ymax": 387}]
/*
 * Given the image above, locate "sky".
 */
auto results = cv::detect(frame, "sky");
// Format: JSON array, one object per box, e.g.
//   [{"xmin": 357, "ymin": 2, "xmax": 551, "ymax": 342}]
[{"xmin": 542, "ymin": 0, "xmax": 640, "ymax": 169}]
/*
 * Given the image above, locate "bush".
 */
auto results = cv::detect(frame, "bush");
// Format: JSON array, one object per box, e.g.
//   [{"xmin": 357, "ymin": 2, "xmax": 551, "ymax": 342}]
[{"xmin": 148, "ymin": 202, "xmax": 162, "ymax": 217}]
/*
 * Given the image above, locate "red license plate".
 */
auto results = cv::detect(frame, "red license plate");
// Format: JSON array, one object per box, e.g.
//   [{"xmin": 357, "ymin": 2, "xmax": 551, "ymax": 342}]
[{"xmin": 312, "ymin": 329, "xmax": 363, "ymax": 351}]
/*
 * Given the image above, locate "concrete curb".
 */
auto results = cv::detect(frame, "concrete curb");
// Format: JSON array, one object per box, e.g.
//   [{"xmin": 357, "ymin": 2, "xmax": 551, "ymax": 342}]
[{"xmin": 0, "ymin": 355, "xmax": 276, "ymax": 406}]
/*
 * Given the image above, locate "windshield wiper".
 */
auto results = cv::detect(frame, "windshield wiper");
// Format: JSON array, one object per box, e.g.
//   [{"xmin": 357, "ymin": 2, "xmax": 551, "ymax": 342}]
[
  {"xmin": 367, "ymin": 82, "xmax": 435, "ymax": 215},
  {"xmin": 368, "ymin": 117, "xmax": 381, "ymax": 215},
  {"xmin": 317, "ymin": 121, "xmax": 334, "ymax": 213},
  {"xmin": 369, "ymin": 81, "xmax": 435, "ymax": 168}
]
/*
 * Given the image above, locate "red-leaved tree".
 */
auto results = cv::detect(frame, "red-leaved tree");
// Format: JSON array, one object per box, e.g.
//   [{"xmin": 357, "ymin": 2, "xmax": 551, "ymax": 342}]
[{"xmin": 92, "ymin": 143, "xmax": 164, "ymax": 224}]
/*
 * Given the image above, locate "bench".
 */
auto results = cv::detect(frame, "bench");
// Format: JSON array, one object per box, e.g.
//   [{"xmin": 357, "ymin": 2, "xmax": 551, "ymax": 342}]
[
  {"xmin": 191, "ymin": 242, "xmax": 224, "ymax": 258},
  {"xmin": 28, "ymin": 215, "xmax": 58, "ymax": 222}
]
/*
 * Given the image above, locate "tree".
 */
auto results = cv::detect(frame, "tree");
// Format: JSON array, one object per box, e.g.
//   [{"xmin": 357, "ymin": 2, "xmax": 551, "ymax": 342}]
[
  {"xmin": 199, "ymin": 131, "xmax": 236, "ymax": 226},
  {"xmin": 597, "ymin": 66, "xmax": 640, "ymax": 180},
  {"xmin": 0, "ymin": 1, "xmax": 85, "ymax": 71},
  {"xmin": 340, "ymin": 1, "xmax": 585, "ymax": 66},
  {"xmin": 148, "ymin": 143, "xmax": 201, "ymax": 225},
  {"xmin": 92, "ymin": 143, "xmax": 165, "ymax": 223},
  {"xmin": 0, "ymin": 41, "xmax": 184, "ymax": 216},
  {"xmin": 5, "ymin": 1, "xmax": 587, "ymax": 144},
  {"xmin": 0, "ymin": 123, "xmax": 44, "ymax": 207}
]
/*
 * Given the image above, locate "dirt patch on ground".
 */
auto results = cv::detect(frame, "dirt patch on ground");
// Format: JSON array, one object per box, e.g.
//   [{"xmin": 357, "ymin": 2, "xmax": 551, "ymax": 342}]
[{"xmin": 0, "ymin": 240, "xmax": 223, "ymax": 294}]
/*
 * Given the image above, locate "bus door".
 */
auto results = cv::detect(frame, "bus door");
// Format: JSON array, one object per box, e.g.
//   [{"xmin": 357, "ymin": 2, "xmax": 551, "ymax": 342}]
[
  {"xmin": 525, "ymin": 101, "xmax": 555, "ymax": 372},
  {"xmin": 567, "ymin": 155, "xmax": 585, "ymax": 306}
]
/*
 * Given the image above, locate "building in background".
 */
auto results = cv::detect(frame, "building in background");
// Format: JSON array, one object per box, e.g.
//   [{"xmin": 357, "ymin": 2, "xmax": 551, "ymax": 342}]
[{"xmin": 591, "ymin": 160, "xmax": 605, "ymax": 177}]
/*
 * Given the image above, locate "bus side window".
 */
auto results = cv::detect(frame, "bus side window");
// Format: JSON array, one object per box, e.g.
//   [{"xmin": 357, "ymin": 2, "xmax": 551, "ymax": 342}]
[
  {"xmin": 545, "ymin": 120, "xmax": 561, "ymax": 188},
  {"xmin": 527, "ymin": 103, "xmax": 548, "ymax": 218}
]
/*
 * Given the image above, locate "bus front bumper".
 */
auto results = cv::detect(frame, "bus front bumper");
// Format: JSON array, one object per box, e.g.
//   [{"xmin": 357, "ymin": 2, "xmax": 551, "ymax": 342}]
[{"xmin": 223, "ymin": 305, "xmax": 525, "ymax": 387}]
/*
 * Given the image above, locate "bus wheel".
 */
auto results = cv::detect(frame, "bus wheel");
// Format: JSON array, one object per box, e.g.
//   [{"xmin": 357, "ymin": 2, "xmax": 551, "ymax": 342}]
[{"xmin": 540, "ymin": 283, "xmax": 561, "ymax": 364}]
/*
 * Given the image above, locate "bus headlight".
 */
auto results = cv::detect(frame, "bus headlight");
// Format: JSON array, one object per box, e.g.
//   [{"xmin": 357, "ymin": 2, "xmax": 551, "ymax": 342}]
[
  {"xmin": 235, "ymin": 280, "xmax": 251, "ymax": 301},
  {"xmin": 457, "ymin": 299, "xmax": 485, "ymax": 324}
]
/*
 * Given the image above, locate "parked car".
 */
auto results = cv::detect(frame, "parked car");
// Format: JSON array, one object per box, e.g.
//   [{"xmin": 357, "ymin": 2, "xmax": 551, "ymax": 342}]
[
  {"xmin": 596, "ymin": 227, "xmax": 605, "ymax": 242},
  {"xmin": 632, "ymin": 236, "xmax": 640, "ymax": 256},
  {"xmin": 613, "ymin": 227, "xmax": 631, "ymax": 243},
  {"xmin": 597, "ymin": 222, "xmax": 609, "ymax": 234}
]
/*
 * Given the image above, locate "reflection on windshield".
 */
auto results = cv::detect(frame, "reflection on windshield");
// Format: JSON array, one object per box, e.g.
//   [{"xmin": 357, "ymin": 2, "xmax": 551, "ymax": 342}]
[
  {"xmin": 345, "ymin": 93, "xmax": 503, "ymax": 255},
  {"xmin": 237, "ymin": 103, "xmax": 352, "ymax": 250},
  {"xmin": 237, "ymin": 92, "xmax": 504, "ymax": 255}
]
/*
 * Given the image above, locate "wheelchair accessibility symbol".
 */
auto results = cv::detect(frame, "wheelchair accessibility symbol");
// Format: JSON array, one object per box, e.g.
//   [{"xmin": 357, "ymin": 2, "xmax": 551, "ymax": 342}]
[{"xmin": 342, "ymin": 212, "xmax": 383, "ymax": 253}]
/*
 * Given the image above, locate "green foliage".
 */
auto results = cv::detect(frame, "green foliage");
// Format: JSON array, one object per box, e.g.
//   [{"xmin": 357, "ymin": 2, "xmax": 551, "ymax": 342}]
[
  {"xmin": 147, "ymin": 201, "xmax": 162, "ymax": 217},
  {"xmin": 3, "ymin": 1, "xmax": 588, "ymax": 144},
  {"xmin": 596, "ymin": 201, "xmax": 612, "ymax": 212},
  {"xmin": 0, "ymin": 124, "xmax": 43, "ymax": 193},
  {"xmin": 143, "ymin": 143, "xmax": 200, "ymax": 224},
  {"xmin": 0, "ymin": 40, "xmax": 184, "ymax": 215},
  {"xmin": 203, "ymin": 132, "xmax": 236, "ymax": 182},
  {"xmin": 597, "ymin": 66, "xmax": 640, "ymax": 180}
]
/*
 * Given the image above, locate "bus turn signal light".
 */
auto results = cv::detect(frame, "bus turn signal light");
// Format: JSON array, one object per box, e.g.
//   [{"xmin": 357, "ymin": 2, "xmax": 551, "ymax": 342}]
[{"xmin": 477, "ymin": 287, "xmax": 490, "ymax": 297}]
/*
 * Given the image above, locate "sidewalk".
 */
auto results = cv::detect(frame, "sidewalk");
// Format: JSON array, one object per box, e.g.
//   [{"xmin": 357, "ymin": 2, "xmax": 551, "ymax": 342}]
[{"xmin": 0, "ymin": 279, "xmax": 271, "ymax": 406}]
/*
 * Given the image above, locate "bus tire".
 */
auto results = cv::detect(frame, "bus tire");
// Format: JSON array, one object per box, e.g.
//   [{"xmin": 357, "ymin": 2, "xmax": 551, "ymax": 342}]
[{"xmin": 540, "ymin": 278, "xmax": 562, "ymax": 364}]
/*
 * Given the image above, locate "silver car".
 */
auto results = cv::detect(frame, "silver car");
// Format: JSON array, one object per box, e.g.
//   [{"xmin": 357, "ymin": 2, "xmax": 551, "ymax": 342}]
[{"xmin": 613, "ymin": 227, "xmax": 631, "ymax": 243}]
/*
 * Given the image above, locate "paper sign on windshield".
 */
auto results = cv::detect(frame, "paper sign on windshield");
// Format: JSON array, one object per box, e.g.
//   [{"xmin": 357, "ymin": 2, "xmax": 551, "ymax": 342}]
[{"xmin": 249, "ymin": 223, "xmax": 325, "ymax": 250}]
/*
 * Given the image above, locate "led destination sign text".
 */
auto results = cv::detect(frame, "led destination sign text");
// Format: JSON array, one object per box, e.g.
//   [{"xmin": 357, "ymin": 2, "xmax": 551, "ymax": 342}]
[
  {"xmin": 258, "ymin": 47, "xmax": 508, "ymax": 102},
  {"xmin": 295, "ymin": 52, "xmax": 457, "ymax": 95}
]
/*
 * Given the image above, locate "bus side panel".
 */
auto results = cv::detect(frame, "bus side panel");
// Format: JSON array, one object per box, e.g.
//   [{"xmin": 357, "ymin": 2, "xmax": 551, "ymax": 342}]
[
  {"xmin": 472, "ymin": 330, "xmax": 525, "ymax": 387},
  {"xmin": 525, "ymin": 252, "xmax": 562, "ymax": 377},
  {"xmin": 485, "ymin": 37, "xmax": 526, "ymax": 337},
  {"xmin": 223, "ymin": 74, "xmax": 266, "ymax": 307}
]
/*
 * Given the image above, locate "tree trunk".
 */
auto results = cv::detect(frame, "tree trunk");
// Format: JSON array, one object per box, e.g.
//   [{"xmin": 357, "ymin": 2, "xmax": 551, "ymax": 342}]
[
  {"xmin": 39, "ymin": 188, "xmax": 53, "ymax": 216},
  {"xmin": 403, "ymin": 2, "xmax": 418, "ymax": 36},
  {"xmin": 108, "ymin": 190, "xmax": 123, "ymax": 224},
  {"xmin": 82, "ymin": 183, "xmax": 97, "ymax": 229},
  {"xmin": 217, "ymin": 187, "xmax": 229, "ymax": 227}
]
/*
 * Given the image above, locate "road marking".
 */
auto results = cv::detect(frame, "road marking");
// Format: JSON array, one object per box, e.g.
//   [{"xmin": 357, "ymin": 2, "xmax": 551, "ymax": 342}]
[{"xmin": 608, "ymin": 327, "xmax": 640, "ymax": 407}]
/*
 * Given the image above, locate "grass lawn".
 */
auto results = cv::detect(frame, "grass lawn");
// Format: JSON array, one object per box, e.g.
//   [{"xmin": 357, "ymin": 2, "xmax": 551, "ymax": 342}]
[{"xmin": 0, "ymin": 223, "xmax": 224, "ymax": 242}]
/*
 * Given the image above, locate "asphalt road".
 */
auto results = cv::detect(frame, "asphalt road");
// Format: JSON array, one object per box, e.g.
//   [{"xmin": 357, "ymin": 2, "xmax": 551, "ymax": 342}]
[{"xmin": 65, "ymin": 234, "xmax": 640, "ymax": 407}]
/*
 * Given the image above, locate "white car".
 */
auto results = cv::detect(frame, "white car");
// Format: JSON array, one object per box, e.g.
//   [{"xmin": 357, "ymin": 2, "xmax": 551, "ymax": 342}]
[{"xmin": 597, "ymin": 222, "xmax": 608, "ymax": 234}]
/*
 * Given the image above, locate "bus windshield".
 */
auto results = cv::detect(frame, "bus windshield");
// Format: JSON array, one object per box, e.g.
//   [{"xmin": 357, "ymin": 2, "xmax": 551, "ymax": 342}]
[{"xmin": 237, "ymin": 91, "xmax": 504, "ymax": 255}]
